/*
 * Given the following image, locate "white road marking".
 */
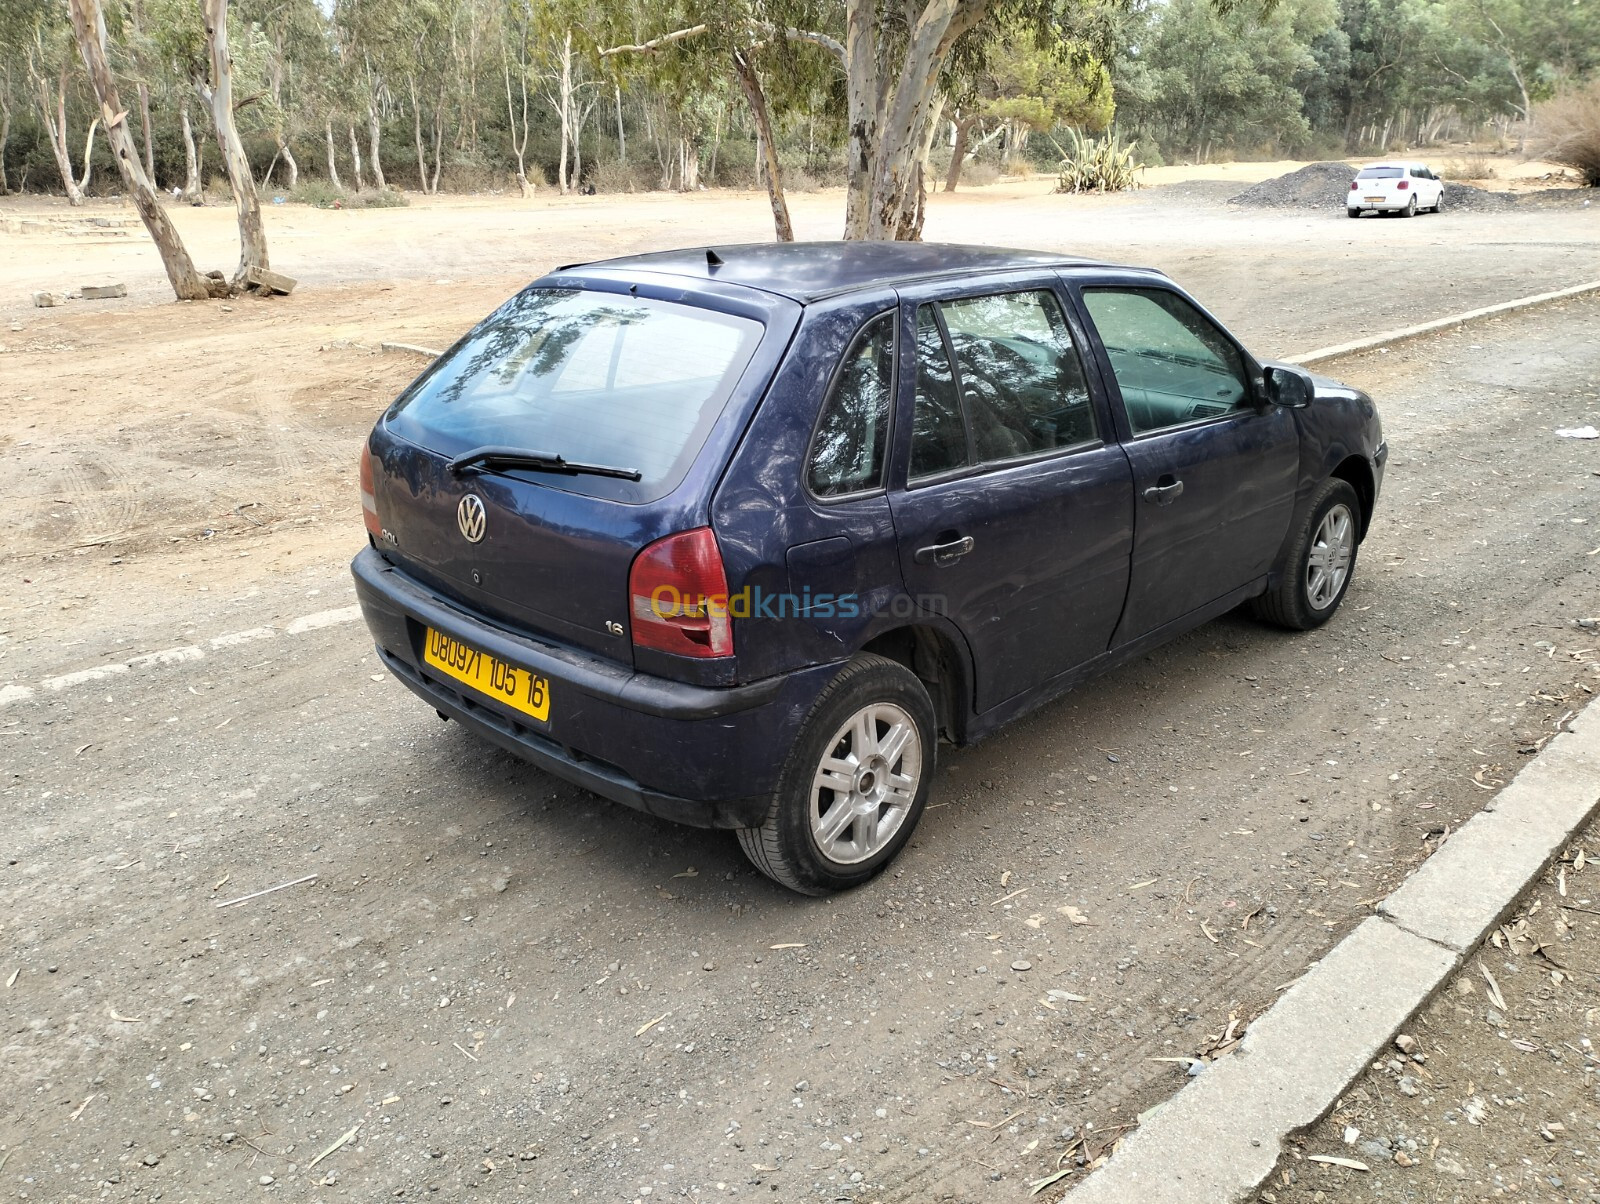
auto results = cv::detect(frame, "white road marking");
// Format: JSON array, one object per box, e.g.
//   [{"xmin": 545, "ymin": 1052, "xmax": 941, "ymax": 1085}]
[
  {"xmin": 2, "ymin": 604, "xmax": 367, "ymax": 709},
  {"xmin": 209, "ymin": 626, "xmax": 277, "ymax": 649},
  {"xmin": 285, "ymin": 605, "xmax": 363, "ymax": 635},
  {"xmin": 40, "ymin": 664, "xmax": 131, "ymax": 692},
  {"xmin": 128, "ymin": 645, "xmax": 205, "ymax": 670}
]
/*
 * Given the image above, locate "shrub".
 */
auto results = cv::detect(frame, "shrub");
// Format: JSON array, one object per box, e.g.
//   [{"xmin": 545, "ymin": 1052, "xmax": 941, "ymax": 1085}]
[
  {"xmin": 589, "ymin": 159, "xmax": 656, "ymax": 193},
  {"xmin": 347, "ymin": 188, "xmax": 408, "ymax": 209},
  {"xmin": 1054, "ymin": 128, "xmax": 1143, "ymax": 194},
  {"xmin": 1442, "ymin": 150, "xmax": 1497, "ymax": 181},
  {"xmin": 962, "ymin": 159, "xmax": 1002, "ymax": 187},
  {"xmin": 290, "ymin": 178, "xmax": 345, "ymax": 208},
  {"xmin": 1534, "ymin": 80, "xmax": 1600, "ymax": 185}
]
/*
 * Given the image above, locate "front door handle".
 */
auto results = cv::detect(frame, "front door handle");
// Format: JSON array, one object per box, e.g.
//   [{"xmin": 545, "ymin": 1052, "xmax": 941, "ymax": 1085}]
[
  {"xmin": 914, "ymin": 535, "xmax": 976, "ymax": 566},
  {"xmin": 1142, "ymin": 478, "xmax": 1184, "ymax": 506}
]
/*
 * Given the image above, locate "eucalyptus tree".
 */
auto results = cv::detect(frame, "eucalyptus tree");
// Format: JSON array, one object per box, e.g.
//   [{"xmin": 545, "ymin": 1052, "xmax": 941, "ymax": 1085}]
[
  {"xmin": 23, "ymin": 0, "xmax": 96, "ymax": 204},
  {"xmin": 65, "ymin": 0, "xmax": 225, "ymax": 298},
  {"xmin": 943, "ymin": 23, "xmax": 1114, "ymax": 190},
  {"xmin": 597, "ymin": 0, "xmax": 843, "ymax": 238}
]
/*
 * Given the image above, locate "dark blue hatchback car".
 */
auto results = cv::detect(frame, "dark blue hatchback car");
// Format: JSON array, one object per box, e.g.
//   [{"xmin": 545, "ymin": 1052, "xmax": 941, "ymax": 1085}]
[{"xmin": 353, "ymin": 242, "xmax": 1386, "ymax": 894}]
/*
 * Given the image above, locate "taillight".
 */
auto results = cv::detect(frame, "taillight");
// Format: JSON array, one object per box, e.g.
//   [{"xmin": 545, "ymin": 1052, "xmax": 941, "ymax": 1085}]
[
  {"xmin": 1396, "ymin": 180, "xmax": 1409, "ymax": 190},
  {"xmin": 359, "ymin": 442, "xmax": 382, "ymax": 540},
  {"xmin": 628, "ymin": 527, "xmax": 733, "ymax": 658},
  {"xmin": 1349, "ymin": 181, "xmax": 1358, "ymax": 191}
]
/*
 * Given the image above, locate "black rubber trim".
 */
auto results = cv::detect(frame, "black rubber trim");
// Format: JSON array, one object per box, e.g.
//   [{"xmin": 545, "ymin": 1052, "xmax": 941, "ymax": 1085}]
[{"xmin": 378, "ymin": 647, "xmax": 769, "ymax": 830}]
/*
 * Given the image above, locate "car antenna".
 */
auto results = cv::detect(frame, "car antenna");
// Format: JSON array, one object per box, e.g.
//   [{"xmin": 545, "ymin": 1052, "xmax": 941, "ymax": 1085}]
[{"xmin": 705, "ymin": 249, "xmax": 724, "ymax": 268}]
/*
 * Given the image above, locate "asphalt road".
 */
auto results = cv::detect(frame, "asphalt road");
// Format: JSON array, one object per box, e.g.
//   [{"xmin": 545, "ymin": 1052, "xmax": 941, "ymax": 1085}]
[{"xmin": 3, "ymin": 297, "xmax": 1599, "ymax": 1203}]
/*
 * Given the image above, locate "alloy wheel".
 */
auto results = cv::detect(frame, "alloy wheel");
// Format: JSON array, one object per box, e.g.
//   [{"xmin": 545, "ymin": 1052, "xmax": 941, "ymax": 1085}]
[
  {"xmin": 1306, "ymin": 503, "xmax": 1355, "ymax": 610},
  {"xmin": 809, "ymin": 703, "xmax": 923, "ymax": 865}
]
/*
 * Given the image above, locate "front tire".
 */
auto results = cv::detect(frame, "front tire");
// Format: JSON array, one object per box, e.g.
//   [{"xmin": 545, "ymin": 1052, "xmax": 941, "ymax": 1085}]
[
  {"xmin": 1251, "ymin": 479, "xmax": 1362, "ymax": 631},
  {"xmin": 737, "ymin": 654, "xmax": 935, "ymax": 895}
]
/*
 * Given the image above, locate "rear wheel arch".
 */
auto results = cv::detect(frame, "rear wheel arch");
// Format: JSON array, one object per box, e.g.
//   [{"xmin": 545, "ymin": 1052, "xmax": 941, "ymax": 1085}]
[{"xmin": 860, "ymin": 623, "xmax": 970, "ymax": 744}]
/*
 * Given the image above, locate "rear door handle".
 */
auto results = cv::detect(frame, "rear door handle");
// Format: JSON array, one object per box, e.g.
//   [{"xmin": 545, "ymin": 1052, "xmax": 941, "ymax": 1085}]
[
  {"xmin": 914, "ymin": 535, "xmax": 976, "ymax": 566},
  {"xmin": 1142, "ymin": 478, "xmax": 1184, "ymax": 506}
]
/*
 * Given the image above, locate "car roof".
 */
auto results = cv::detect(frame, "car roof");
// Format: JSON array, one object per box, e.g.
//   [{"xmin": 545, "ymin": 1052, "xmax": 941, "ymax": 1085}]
[{"xmin": 554, "ymin": 241, "xmax": 1123, "ymax": 303}]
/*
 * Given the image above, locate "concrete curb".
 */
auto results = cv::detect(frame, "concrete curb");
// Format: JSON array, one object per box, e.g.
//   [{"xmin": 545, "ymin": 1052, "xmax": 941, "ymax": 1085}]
[
  {"xmin": 1284, "ymin": 279, "xmax": 1600, "ymax": 369},
  {"xmin": 1063, "ymin": 698, "xmax": 1600, "ymax": 1204}
]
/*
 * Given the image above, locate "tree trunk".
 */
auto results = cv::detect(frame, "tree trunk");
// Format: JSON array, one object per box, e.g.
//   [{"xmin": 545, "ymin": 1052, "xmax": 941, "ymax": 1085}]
[
  {"xmin": 276, "ymin": 136, "xmax": 297, "ymax": 190},
  {"xmin": 348, "ymin": 123, "xmax": 364, "ymax": 190},
  {"xmin": 200, "ymin": 0, "xmax": 269, "ymax": 287},
  {"xmin": 180, "ymin": 100, "xmax": 201, "ymax": 199},
  {"xmin": 504, "ymin": 55, "xmax": 531, "ymax": 196},
  {"xmin": 409, "ymin": 76, "xmax": 429, "ymax": 194},
  {"xmin": 919, "ymin": 93, "xmax": 944, "ymax": 188},
  {"xmin": 945, "ymin": 115, "xmax": 975, "ymax": 192},
  {"xmin": 137, "ymin": 80, "xmax": 155, "ymax": 183},
  {"xmin": 67, "ymin": 0, "xmax": 219, "ymax": 300},
  {"xmin": 731, "ymin": 47, "xmax": 793, "ymax": 242},
  {"xmin": 843, "ymin": 0, "xmax": 879, "ymax": 238},
  {"xmin": 324, "ymin": 118, "xmax": 342, "ymax": 189},
  {"xmin": 556, "ymin": 30, "xmax": 572, "ymax": 195},
  {"xmin": 615, "ymin": 83, "xmax": 625, "ymax": 162},
  {"xmin": 865, "ymin": 0, "xmax": 975, "ymax": 241},
  {"xmin": 0, "ymin": 102, "xmax": 10, "ymax": 195},
  {"xmin": 76, "ymin": 116, "xmax": 100, "ymax": 194},
  {"xmin": 367, "ymin": 101, "xmax": 385, "ymax": 190},
  {"xmin": 429, "ymin": 92, "xmax": 443, "ymax": 193},
  {"xmin": 36, "ymin": 70, "xmax": 86, "ymax": 205}
]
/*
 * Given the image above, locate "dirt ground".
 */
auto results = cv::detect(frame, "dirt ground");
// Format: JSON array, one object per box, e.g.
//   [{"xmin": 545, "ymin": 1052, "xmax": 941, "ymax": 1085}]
[
  {"xmin": 1, "ymin": 176, "xmax": 1599, "ymax": 1203},
  {"xmin": 1259, "ymin": 826, "xmax": 1600, "ymax": 1204}
]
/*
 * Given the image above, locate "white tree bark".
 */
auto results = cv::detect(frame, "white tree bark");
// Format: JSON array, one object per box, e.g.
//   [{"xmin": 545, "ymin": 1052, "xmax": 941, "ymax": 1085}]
[
  {"xmin": 200, "ymin": 0, "xmax": 269, "ymax": 286},
  {"xmin": 67, "ymin": 0, "xmax": 220, "ymax": 300},
  {"xmin": 348, "ymin": 123, "xmax": 364, "ymax": 190},
  {"xmin": 324, "ymin": 117, "xmax": 342, "ymax": 189},
  {"xmin": 556, "ymin": 29, "xmax": 573, "ymax": 195},
  {"xmin": 180, "ymin": 99, "xmax": 201, "ymax": 200},
  {"xmin": 33, "ymin": 65, "xmax": 86, "ymax": 205},
  {"xmin": 367, "ymin": 101, "xmax": 385, "ymax": 191}
]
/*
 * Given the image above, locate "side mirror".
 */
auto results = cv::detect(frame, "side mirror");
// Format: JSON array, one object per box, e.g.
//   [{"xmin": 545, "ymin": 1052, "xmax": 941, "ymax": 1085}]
[{"xmin": 1263, "ymin": 364, "xmax": 1314, "ymax": 409}]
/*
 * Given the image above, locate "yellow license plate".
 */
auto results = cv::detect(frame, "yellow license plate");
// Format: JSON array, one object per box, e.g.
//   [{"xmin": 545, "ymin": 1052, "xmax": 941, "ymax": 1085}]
[
  {"xmin": 1364, "ymin": 196, "xmax": 1384, "ymax": 203},
  {"xmin": 423, "ymin": 628, "xmax": 551, "ymax": 722}
]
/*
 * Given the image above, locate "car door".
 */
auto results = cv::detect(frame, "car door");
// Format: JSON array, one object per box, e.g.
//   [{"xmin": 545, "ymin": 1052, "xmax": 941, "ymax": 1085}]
[
  {"xmin": 886, "ymin": 278, "xmax": 1135, "ymax": 713},
  {"xmin": 1070, "ymin": 281, "xmax": 1299, "ymax": 646}
]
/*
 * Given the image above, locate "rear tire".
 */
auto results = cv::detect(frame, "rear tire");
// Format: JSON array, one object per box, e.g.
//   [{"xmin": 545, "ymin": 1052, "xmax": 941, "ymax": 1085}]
[
  {"xmin": 1251, "ymin": 479, "xmax": 1362, "ymax": 631},
  {"xmin": 1403, "ymin": 195, "xmax": 1417, "ymax": 217},
  {"xmin": 1347, "ymin": 207, "xmax": 1361, "ymax": 219},
  {"xmin": 737, "ymin": 654, "xmax": 936, "ymax": 895}
]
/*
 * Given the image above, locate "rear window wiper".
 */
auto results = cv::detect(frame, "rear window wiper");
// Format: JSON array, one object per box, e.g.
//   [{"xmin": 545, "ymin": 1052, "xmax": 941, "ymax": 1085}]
[{"xmin": 447, "ymin": 446, "xmax": 642, "ymax": 482}]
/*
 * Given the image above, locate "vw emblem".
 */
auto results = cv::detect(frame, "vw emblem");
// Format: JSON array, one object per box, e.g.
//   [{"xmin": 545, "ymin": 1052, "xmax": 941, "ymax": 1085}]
[{"xmin": 457, "ymin": 494, "xmax": 487, "ymax": 544}]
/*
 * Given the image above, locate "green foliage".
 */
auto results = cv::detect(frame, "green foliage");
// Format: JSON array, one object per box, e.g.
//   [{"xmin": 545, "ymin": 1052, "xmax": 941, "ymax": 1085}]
[{"xmin": 1054, "ymin": 126, "xmax": 1143, "ymax": 191}]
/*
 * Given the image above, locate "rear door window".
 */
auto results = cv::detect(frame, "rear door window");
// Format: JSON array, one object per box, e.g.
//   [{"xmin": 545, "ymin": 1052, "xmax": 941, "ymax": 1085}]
[
  {"xmin": 386, "ymin": 288, "xmax": 763, "ymax": 501},
  {"xmin": 1356, "ymin": 166, "xmax": 1404, "ymax": 179}
]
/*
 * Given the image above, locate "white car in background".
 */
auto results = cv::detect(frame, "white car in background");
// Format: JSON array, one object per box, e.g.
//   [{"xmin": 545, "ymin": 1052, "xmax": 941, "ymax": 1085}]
[{"xmin": 1348, "ymin": 161, "xmax": 1445, "ymax": 218}]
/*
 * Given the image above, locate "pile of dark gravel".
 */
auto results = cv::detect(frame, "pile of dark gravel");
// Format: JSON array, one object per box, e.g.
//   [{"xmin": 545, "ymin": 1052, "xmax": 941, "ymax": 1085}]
[
  {"xmin": 1229, "ymin": 160, "xmax": 1531, "ymax": 213},
  {"xmin": 1230, "ymin": 162, "xmax": 1358, "ymax": 210},
  {"xmin": 1441, "ymin": 182, "xmax": 1520, "ymax": 211}
]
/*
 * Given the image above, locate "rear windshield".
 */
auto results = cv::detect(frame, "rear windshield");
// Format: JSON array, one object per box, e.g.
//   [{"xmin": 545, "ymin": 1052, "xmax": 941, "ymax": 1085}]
[
  {"xmin": 1356, "ymin": 166, "xmax": 1404, "ymax": 179},
  {"xmin": 386, "ymin": 288, "xmax": 764, "ymax": 501}
]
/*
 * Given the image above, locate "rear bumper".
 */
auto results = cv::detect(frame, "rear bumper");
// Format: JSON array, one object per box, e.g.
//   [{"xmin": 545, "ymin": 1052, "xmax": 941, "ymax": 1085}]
[
  {"xmin": 352, "ymin": 547, "xmax": 837, "ymax": 829},
  {"xmin": 1349, "ymin": 197, "xmax": 1410, "ymax": 211}
]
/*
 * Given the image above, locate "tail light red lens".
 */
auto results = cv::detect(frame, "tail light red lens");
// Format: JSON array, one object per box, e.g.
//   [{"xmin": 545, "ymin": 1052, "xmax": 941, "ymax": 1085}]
[
  {"xmin": 1349, "ymin": 181, "xmax": 1358, "ymax": 191},
  {"xmin": 1396, "ymin": 180, "xmax": 1409, "ymax": 190},
  {"xmin": 628, "ymin": 527, "xmax": 733, "ymax": 658},
  {"xmin": 359, "ymin": 443, "xmax": 382, "ymax": 540}
]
